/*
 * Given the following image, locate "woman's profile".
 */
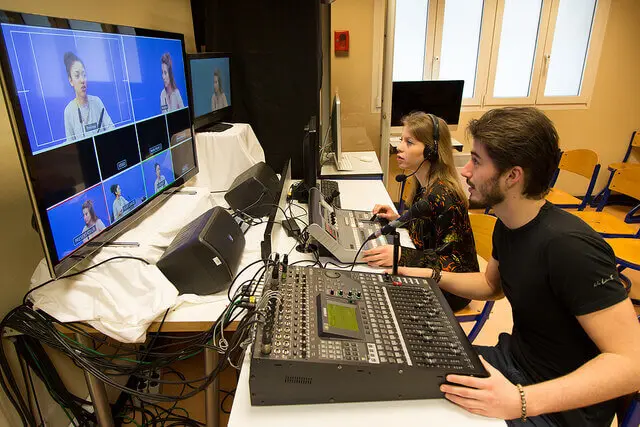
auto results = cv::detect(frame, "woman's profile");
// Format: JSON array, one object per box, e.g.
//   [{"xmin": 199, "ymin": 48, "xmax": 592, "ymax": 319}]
[
  {"xmin": 210, "ymin": 69, "xmax": 228, "ymax": 111},
  {"xmin": 110, "ymin": 184, "xmax": 129, "ymax": 222},
  {"xmin": 160, "ymin": 52, "xmax": 184, "ymax": 113},
  {"xmin": 81, "ymin": 199, "xmax": 106, "ymax": 243},
  {"xmin": 63, "ymin": 51, "xmax": 114, "ymax": 141}
]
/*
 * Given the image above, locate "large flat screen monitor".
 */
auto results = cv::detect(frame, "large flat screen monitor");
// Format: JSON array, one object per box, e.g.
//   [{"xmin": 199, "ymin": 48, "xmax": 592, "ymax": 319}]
[
  {"xmin": 0, "ymin": 10, "xmax": 198, "ymax": 277},
  {"xmin": 187, "ymin": 52, "xmax": 232, "ymax": 132},
  {"xmin": 330, "ymin": 92, "xmax": 342, "ymax": 162},
  {"xmin": 391, "ymin": 80, "xmax": 464, "ymax": 127}
]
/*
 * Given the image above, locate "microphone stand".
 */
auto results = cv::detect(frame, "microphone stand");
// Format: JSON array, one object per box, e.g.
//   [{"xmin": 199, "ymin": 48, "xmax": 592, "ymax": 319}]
[{"xmin": 392, "ymin": 231, "xmax": 400, "ymax": 275}]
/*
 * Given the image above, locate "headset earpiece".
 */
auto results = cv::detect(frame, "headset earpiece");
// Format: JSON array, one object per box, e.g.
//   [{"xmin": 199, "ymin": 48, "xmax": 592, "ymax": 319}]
[{"xmin": 423, "ymin": 114, "xmax": 440, "ymax": 163}]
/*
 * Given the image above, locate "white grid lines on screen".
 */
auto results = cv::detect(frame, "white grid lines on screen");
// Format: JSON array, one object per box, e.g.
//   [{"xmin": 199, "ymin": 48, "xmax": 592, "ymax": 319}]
[
  {"xmin": 9, "ymin": 31, "xmax": 38, "ymax": 147},
  {"xmin": 28, "ymin": 33, "xmax": 54, "ymax": 143}
]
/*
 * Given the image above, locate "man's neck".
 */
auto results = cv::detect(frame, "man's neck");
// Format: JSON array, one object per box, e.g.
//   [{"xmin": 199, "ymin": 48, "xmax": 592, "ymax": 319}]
[
  {"xmin": 77, "ymin": 95, "xmax": 88, "ymax": 106},
  {"xmin": 494, "ymin": 196, "xmax": 547, "ymax": 230}
]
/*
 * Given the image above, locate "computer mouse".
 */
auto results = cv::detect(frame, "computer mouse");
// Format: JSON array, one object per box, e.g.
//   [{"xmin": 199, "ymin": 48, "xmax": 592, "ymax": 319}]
[{"xmin": 360, "ymin": 156, "xmax": 373, "ymax": 163}]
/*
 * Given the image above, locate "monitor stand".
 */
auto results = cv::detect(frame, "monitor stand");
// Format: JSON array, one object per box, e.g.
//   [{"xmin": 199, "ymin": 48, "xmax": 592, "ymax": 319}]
[{"xmin": 203, "ymin": 122, "xmax": 233, "ymax": 133}]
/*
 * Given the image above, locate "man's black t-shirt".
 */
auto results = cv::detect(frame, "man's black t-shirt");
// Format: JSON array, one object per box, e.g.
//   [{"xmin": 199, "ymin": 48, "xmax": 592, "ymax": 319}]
[{"xmin": 491, "ymin": 202, "xmax": 628, "ymax": 426}]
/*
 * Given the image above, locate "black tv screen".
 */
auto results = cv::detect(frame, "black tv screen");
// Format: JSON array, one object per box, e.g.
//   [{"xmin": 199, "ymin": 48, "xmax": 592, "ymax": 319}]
[
  {"xmin": 187, "ymin": 52, "xmax": 231, "ymax": 131},
  {"xmin": 0, "ymin": 10, "xmax": 198, "ymax": 277},
  {"xmin": 391, "ymin": 80, "xmax": 464, "ymax": 126}
]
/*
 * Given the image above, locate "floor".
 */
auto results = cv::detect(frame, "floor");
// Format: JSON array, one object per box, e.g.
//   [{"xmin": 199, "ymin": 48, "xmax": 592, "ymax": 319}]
[{"xmin": 147, "ymin": 205, "xmax": 639, "ymax": 427}]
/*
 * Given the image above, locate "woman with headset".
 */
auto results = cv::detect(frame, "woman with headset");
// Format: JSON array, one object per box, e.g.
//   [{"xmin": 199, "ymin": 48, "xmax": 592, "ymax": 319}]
[{"xmin": 363, "ymin": 112, "xmax": 477, "ymax": 311}]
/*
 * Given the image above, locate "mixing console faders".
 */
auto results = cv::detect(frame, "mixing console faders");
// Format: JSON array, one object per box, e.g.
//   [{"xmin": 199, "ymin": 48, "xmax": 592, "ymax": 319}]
[{"xmin": 250, "ymin": 265, "xmax": 487, "ymax": 406}]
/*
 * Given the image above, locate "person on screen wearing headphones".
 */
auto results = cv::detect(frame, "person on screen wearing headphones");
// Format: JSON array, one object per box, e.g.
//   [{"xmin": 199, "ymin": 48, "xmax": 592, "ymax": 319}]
[
  {"xmin": 210, "ymin": 69, "xmax": 228, "ymax": 111},
  {"xmin": 63, "ymin": 52, "xmax": 114, "ymax": 142},
  {"xmin": 160, "ymin": 52, "xmax": 184, "ymax": 113},
  {"xmin": 363, "ymin": 112, "xmax": 478, "ymax": 312}
]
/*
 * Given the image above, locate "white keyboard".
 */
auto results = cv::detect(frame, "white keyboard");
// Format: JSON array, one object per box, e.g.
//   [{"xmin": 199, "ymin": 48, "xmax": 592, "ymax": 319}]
[{"xmin": 336, "ymin": 154, "xmax": 354, "ymax": 171}]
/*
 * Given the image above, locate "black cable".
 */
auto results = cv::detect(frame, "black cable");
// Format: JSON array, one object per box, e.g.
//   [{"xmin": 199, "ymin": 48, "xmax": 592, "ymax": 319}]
[
  {"xmin": 23, "ymin": 256, "xmax": 150, "ymax": 305},
  {"xmin": 25, "ymin": 363, "xmax": 44, "ymax": 427}
]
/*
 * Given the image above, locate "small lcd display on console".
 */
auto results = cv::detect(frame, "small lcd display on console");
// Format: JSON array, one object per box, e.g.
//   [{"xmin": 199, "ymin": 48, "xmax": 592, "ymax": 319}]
[
  {"xmin": 327, "ymin": 303, "xmax": 359, "ymax": 332},
  {"xmin": 317, "ymin": 294, "xmax": 364, "ymax": 340}
]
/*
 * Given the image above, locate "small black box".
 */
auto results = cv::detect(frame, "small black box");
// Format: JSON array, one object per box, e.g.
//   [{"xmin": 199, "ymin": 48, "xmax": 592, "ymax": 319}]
[
  {"xmin": 157, "ymin": 207, "xmax": 245, "ymax": 295},
  {"xmin": 224, "ymin": 162, "xmax": 280, "ymax": 218}
]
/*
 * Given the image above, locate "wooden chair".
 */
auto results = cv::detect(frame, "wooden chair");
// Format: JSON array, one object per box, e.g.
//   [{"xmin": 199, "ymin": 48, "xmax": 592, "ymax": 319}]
[
  {"xmin": 546, "ymin": 149, "xmax": 600, "ymax": 211},
  {"xmin": 455, "ymin": 213, "xmax": 497, "ymax": 343},
  {"xmin": 593, "ymin": 130, "xmax": 640, "ymax": 223},
  {"xmin": 572, "ymin": 167, "xmax": 640, "ymax": 238}
]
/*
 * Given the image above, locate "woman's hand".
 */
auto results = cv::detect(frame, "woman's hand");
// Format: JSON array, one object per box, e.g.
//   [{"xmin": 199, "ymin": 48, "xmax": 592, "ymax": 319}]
[
  {"xmin": 372, "ymin": 204, "xmax": 400, "ymax": 221},
  {"xmin": 362, "ymin": 245, "xmax": 398, "ymax": 267},
  {"xmin": 384, "ymin": 266, "xmax": 433, "ymax": 278}
]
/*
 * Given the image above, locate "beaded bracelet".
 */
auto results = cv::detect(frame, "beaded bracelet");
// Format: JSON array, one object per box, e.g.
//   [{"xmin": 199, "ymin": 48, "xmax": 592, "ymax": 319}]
[
  {"xmin": 431, "ymin": 267, "xmax": 442, "ymax": 283},
  {"xmin": 516, "ymin": 383, "xmax": 527, "ymax": 422}
]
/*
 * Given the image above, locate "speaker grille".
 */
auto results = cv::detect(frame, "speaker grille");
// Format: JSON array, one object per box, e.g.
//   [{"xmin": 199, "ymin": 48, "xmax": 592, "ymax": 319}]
[{"xmin": 284, "ymin": 375, "xmax": 312, "ymax": 385}]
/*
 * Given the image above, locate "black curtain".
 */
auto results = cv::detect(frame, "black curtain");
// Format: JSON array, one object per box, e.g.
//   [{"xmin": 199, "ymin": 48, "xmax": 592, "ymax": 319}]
[{"xmin": 191, "ymin": 0, "xmax": 322, "ymax": 179}]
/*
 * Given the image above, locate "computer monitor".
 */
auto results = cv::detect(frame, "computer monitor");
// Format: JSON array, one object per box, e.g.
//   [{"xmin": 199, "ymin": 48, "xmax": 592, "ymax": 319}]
[
  {"xmin": 291, "ymin": 116, "xmax": 318, "ymax": 203},
  {"xmin": 0, "ymin": 10, "xmax": 198, "ymax": 277},
  {"xmin": 391, "ymin": 80, "xmax": 464, "ymax": 129},
  {"xmin": 330, "ymin": 92, "xmax": 342, "ymax": 163},
  {"xmin": 187, "ymin": 52, "xmax": 232, "ymax": 132}
]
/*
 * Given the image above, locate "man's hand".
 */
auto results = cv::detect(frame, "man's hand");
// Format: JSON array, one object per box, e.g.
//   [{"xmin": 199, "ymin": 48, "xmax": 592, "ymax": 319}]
[
  {"xmin": 440, "ymin": 357, "xmax": 522, "ymax": 420},
  {"xmin": 362, "ymin": 245, "xmax": 397, "ymax": 267},
  {"xmin": 371, "ymin": 204, "xmax": 400, "ymax": 221}
]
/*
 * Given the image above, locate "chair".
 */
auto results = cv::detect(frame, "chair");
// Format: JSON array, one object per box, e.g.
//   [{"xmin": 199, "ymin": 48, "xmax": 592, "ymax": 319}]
[
  {"xmin": 546, "ymin": 149, "xmax": 601, "ymax": 211},
  {"xmin": 605, "ymin": 237, "xmax": 640, "ymax": 307},
  {"xmin": 455, "ymin": 213, "xmax": 497, "ymax": 343},
  {"xmin": 593, "ymin": 130, "xmax": 640, "ymax": 223},
  {"xmin": 572, "ymin": 167, "xmax": 640, "ymax": 238}
]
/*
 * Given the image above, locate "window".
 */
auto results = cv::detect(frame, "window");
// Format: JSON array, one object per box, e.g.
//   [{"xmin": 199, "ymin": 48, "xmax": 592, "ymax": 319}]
[{"xmin": 389, "ymin": 0, "xmax": 610, "ymax": 108}]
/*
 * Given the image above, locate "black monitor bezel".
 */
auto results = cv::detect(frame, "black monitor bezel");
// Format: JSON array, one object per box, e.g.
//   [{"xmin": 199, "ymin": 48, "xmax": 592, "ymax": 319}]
[
  {"xmin": 186, "ymin": 52, "xmax": 232, "ymax": 132},
  {"xmin": 391, "ymin": 80, "xmax": 464, "ymax": 126},
  {"xmin": 0, "ymin": 9, "xmax": 199, "ymax": 278}
]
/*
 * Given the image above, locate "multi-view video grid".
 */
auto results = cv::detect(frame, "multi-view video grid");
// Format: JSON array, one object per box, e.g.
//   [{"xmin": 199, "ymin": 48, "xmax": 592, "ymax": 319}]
[{"xmin": 1, "ymin": 23, "xmax": 196, "ymax": 261}]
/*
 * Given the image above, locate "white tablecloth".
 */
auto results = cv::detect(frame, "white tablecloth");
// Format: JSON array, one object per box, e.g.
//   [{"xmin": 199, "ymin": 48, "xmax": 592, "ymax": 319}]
[{"xmin": 192, "ymin": 123, "xmax": 265, "ymax": 191}]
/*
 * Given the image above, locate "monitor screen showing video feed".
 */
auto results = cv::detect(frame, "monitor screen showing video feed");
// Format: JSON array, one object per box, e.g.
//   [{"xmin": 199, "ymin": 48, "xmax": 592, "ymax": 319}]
[
  {"xmin": 0, "ymin": 12, "xmax": 198, "ymax": 276},
  {"xmin": 189, "ymin": 55, "xmax": 231, "ymax": 119}
]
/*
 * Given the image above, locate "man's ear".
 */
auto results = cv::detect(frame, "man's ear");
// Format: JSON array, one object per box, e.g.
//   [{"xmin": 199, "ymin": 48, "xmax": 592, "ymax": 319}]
[{"xmin": 504, "ymin": 166, "xmax": 524, "ymax": 190}]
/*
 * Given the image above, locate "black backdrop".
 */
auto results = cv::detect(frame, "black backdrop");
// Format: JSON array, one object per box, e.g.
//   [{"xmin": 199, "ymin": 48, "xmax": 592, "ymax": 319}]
[{"xmin": 190, "ymin": 0, "xmax": 322, "ymax": 179}]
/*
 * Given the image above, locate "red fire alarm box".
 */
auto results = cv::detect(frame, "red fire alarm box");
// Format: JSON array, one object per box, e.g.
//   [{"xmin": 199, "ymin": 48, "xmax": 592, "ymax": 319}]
[{"xmin": 335, "ymin": 31, "xmax": 349, "ymax": 53}]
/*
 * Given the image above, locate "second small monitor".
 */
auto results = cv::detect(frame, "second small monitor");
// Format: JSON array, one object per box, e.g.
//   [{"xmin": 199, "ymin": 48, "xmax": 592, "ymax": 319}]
[{"xmin": 187, "ymin": 52, "xmax": 232, "ymax": 132}]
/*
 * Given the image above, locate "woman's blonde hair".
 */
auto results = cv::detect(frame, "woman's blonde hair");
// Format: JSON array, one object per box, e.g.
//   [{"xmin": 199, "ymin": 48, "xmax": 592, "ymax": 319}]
[{"xmin": 401, "ymin": 112, "xmax": 468, "ymax": 207}]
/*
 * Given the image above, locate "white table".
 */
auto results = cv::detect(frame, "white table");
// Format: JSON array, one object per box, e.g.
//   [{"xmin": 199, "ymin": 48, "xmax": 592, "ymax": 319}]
[
  {"xmin": 226, "ymin": 179, "xmax": 504, "ymax": 427},
  {"xmin": 192, "ymin": 123, "xmax": 265, "ymax": 191},
  {"xmin": 320, "ymin": 151, "xmax": 384, "ymax": 180}
]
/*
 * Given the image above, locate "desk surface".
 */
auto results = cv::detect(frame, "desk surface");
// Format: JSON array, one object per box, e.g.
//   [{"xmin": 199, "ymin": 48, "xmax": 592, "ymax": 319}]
[
  {"xmin": 224, "ymin": 179, "xmax": 504, "ymax": 427},
  {"xmin": 320, "ymin": 151, "xmax": 383, "ymax": 179}
]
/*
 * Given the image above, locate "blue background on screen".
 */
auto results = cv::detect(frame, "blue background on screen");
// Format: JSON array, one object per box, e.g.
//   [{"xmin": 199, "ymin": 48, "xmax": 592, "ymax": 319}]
[
  {"xmin": 0, "ymin": 24, "xmax": 134, "ymax": 154},
  {"xmin": 102, "ymin": 165, "xmax": 147, "ymax": 224},
  {"xmin": 46, "ymin": 184, "xmax": 108, "ymax": 260},
  {"xmin": 189, "ymin": 57, "xmax": 230, "ymax": 118},
  {"xmin": 141, "ymin": 149, "xmax": 175, "ymax": 196},
  {"xmin": 123, "ymin": 36, "xmax": 188, "ymax": 121}
]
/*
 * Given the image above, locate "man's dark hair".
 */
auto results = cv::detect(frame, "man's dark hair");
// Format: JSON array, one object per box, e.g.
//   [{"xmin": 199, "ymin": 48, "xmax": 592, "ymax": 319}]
[{"xmin": 467, "ymin": 107, "xmax": 561, "ymax": 199}]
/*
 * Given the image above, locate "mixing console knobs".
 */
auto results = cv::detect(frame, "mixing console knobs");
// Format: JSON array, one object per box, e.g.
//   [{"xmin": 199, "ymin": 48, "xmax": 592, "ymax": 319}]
[
  {"xmin": 347, "ymin": 290, "xmax": 353, "ymax": 297},
  {"xmin": 356, "ymin": 291, "xmax": 362, "ymax": 298},
  {"xmin": 329, "ymin": 289, "xmax": 334, "ymax": 295},
  {"xmin": 338, "ymin": 290, "xmax": 343, "ymax": 296}
]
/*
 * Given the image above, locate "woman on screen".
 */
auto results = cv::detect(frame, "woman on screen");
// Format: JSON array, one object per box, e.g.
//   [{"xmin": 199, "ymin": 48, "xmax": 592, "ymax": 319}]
[
  {"xmin": 110, "ymin": 184, "xmax": 129, "ymax": 222},
  {"xmin": 210, "ymin": 69, "xmax": 228, "ymax": 111},
  {"xmin": 81, "ymin": 199, "xmax": 106, "ymax": 243},
  {"xmin": 154, "ymin": 163, "xmax": 167, "ymax": 193},
  {"xmin": 63, "ymin": 52, "xmax": 114, "ymax": 142},
  {"xmin": 160, "ymin": 52, "xmax": 184, "ymax": 112}
]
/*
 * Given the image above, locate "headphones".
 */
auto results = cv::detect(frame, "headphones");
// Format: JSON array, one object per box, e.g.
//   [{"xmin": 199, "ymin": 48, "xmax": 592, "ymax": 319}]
[{"xmin": 423, "ymin": 113, "xmax": 440, "ymax": 163}]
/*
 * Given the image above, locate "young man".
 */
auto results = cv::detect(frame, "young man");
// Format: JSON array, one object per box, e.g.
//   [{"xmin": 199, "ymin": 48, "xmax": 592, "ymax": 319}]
[{"xmin": 393, "ymin": 107, "xmax": 640, "ymax": 426}]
